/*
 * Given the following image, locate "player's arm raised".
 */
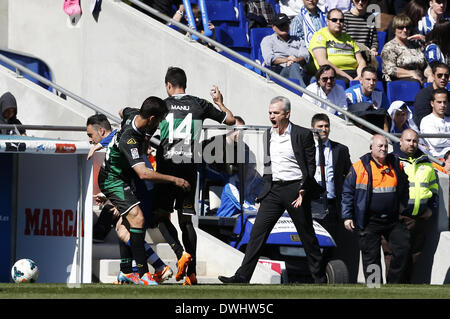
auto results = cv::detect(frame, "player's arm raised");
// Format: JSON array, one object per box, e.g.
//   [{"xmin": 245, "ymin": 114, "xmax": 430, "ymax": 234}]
[{"xmin": 210, "ymin": 85, "xmax": 236, "ymax": 125}]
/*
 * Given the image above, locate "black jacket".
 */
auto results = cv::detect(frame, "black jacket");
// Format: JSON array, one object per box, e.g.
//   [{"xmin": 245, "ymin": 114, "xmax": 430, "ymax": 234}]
[{"xmin": 257, "ymin": 122, "xmax": 324, "ymax": 202}]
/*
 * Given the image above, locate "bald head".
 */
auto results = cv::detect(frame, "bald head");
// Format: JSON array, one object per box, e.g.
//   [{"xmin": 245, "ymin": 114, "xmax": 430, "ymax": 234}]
[
  {"xmin": 400, "ymin": 129, "xmax": 419, "ymax": 156},
  {"xmin": 370, "ymin": 134, "xmax": 388, "ymax": 164}
]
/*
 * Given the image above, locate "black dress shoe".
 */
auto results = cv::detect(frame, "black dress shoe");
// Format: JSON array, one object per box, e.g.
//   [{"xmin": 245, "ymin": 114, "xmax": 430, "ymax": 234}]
[{"xmin": 218, "ymin": 274, "xmax": 249, "ymax": 284}]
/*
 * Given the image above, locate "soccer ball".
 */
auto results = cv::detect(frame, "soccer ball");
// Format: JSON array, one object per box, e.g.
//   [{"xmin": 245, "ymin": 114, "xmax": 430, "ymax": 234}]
[{"xmin": 11, "ymin": 259, "xmax": 39, "ymax": 283}]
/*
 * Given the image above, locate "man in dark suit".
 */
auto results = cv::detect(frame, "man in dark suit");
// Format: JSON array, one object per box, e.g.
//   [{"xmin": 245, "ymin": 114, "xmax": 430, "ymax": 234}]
[
  {"xmin": 310, "ymin": 113, "xmax": 352, "ymax": 261},
  {"xmin": 218, "ymin": 96, "xmax": 327, "ymax": 284}
]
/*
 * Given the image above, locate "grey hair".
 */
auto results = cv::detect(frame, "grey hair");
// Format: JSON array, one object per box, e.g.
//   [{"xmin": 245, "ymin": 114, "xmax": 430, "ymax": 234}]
[{"xmin": 270, "ymin": 96, "xmax": 291, "ymax": 112}]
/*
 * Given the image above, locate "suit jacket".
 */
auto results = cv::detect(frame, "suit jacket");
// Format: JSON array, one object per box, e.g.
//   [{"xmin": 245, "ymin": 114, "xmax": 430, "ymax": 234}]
[
  {"xmin": 329, "ymin": 140, "xmax": 352, "ymax": 212},
  {"xmin": 257, "ymin": 122, "xmax": 324, "ymax": 202}
]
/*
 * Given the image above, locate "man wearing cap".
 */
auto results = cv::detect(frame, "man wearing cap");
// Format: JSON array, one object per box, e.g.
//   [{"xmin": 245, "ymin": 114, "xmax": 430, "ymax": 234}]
[
  {"xmin": 309, "ymin": 8, "xmax": 366, "ymax": 84},
  {"xmin": 261, "ymin": 13, "xmax": 310, "ymax": 88}
]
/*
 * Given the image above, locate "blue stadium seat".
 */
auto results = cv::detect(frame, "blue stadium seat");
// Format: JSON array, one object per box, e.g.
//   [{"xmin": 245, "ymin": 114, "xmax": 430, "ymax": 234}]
[
  {"xmin": 377, "ymin": 31, "xmax": 386, "ymax": 55},
  {"xmin": 266, "ymin": 0, "xmax": 280, "ymax": 14},
  {"xmin": 271, "ymin": 77, "xmax": 303, "ymax": 96},
  {"xmin": 215, "ymin": 24, "xmax": 251, "ymax": 50},
  {"xmin": 386, "ymin": 81, "xmax": 421, "ymax": 106},
  {"xmin": 249, "ymin": 27, "xmax": 273, "ymax": 62},
  {"xmin": 424, "ymin": 82, "xmax": 432, "ymax": 88},
  {"xmin": 335, "ymin": 79, "xmax": 346, "ymax": 89},
  {"xmin": 206, "ymin": 1, "xmax": 238, "ymax": 23}
]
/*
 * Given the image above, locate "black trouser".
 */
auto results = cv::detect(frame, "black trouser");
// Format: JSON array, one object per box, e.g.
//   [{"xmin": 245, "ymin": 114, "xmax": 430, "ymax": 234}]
[
  {"xmin": 359, "ymin": 219, "xmax": 410, "ymax": 284},
  {"xmin": 235, "ymin": 181, "xmax": 326, "ymax": 283},
  {"xmin": 313, "ymin": 199, "xmax": 338, "ymax": 263}
]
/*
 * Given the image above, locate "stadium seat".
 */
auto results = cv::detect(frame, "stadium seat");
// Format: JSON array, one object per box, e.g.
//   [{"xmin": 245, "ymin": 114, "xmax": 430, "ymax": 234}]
[
  {"xmin": 424, "ymin": 82, "xmax": 432, "ymax": 88},
  {"xmin": 249, "ymin": 27, "xmax": 273, "ymax": 62},
  {"xmin": 386, "ymin": 80, "xmax": 421, "ymax": 106},
  {"xmin": 377, "ymin": 31, "xmax": 386, "ymax": 55},
  {"xmin": 206, "ymin": 0, "xmax": 238, "ymax": 23},
  {"xmin": 266, "ymin": 0, "xmax": 280, "ymax": 14},
  {"xmin": 271, "ymin": 77, "xmax": 303, "ymax": 96},
  {"xmin": 215, "ymin": 24, "xmax": 251, "ymax": 51}
]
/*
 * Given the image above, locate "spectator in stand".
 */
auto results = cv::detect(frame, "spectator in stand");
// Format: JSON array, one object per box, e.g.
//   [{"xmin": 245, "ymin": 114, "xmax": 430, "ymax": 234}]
[
  {"xmin": 425, "ymin": 19, "xmax": 450, "ymax": 67},
  {"xmin": 387, "ymin": 101, "xmax": 419, "ymax": 135},
  {"xmin": 342, "ymin": 134, "xmax": 410, "ymax": 284},
  {"xmin": 279, "ymin": 0, "xmax": 304, "ymax": 19},
  {"xmin": 309, "ymin": 8, "xmax": 367, "ymax": 84},
  {"xmin": 386, "ymin": 0, "xmax": 427, "ymax": 42},
  {"xmin": 345, "ymin": 66, "xmax": 390, "ymax": 132},
  {"xmin": 321, "ymin": 0, "xmax": 352, "ymax": 13},
  {"xmin": 0, "ymin": 92, "xmax": 26, "ymax": 136},
  {"xmin": 289, "ymin": 0, "xmax": 327, "ymax": 47},
  {"xmin": 381, "ymin": 14, "xmax": 432, "ymax": 85},
  {"xmin": 137, "ymin": 0, "xmax": 184, "ymax": 24},
  {"xmin": 303, "ymin": 64, "xmax": 348, "ymax": 115},
  {"xmin": 182, "ymin": 4, "xmax": 216, "ymax": 49},
  {"xmin": 413, "ymin": 62, "xmax": 450, "ymax": 129},
  {"xmin": 244, "ymin": 0, "xmax": 276, "ymax": 30},
  {"xmin": 261, "ymin": 13, "xmax": 310, "ymax": 88},
  {"xmin": 418, "ymin": 0, "xmax": 450, "ymax": 36},
  {"xmin": 343, "ymin": 0, "xmax": 379, "ymax": 60},
  {"xmin": 384, "ymin": 0, "xmax": 413, "ymax": 16},
  {"xmin": 346, "ymin": 66, "xmax": 390, "ymax": 111},
  {"xmin": 420, "ymin": 88, "xmax": 450, "ymax": 157}
]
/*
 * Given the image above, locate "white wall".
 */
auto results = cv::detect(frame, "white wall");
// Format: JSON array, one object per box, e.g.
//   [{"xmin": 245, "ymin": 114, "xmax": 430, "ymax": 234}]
[{"xmin": 0, "ymin": 65, "xmax": 90, "ymax": 140}]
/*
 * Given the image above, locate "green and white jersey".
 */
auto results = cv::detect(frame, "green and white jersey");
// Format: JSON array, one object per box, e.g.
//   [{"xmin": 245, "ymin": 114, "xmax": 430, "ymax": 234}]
[
  {"xmin": 100, "ymin": 112, "xmax": 147, "ymax": 189},
  {"xmin": 159, "ymin": 94, "xmax": 227, "ymax": 161}
]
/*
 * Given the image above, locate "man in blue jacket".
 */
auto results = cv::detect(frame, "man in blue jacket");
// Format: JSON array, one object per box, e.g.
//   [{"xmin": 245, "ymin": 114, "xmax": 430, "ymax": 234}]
[{"xmin": 341, "ymin": 134, "xmax": 410, "ymax": 283}]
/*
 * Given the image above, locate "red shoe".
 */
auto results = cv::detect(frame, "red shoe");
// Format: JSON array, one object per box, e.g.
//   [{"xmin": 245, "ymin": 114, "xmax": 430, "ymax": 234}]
[{"xmin": 176, "ymin": 252, "xmax": 192, "ymax": 281}]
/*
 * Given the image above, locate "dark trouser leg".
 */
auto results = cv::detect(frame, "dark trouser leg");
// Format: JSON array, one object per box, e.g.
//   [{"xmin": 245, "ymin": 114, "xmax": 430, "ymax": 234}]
[
  {"xmin": 235, "ymin": 189, "xmax": 284, "ymax": 281},
  {"xmin": 285, "ymin": 194, "xmax": 326, "ymax": 282},
  {"xmin": 359, "ymin": 223, "xmax": 383, "ymax": 283},
  {"xmin": 385, "ymin": 222, "xmax": 411, "ymax": 284}
]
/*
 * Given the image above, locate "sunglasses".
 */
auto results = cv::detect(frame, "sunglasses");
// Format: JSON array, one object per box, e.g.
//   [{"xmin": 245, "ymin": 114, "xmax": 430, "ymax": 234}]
[
  {"xmin": 329, "ymin": 18, "xmax": 344, "ymax": 23},
  {"xmin": 320, "ymin": 76, "xmax": 335, "ymax": 82},
  {"xmin": 437, "ymin": 73, "xmax": 450, "ymax": 79},
  {"xmin": 396, "ymin": 25, "xmax": 411, "ymax": 30}
]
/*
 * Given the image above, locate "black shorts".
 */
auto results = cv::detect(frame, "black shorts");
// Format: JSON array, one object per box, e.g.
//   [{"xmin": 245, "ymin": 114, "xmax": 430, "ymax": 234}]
[
  {"xmin": 154, "ymin": 160, "xmax": 197, "ymax": 214},
  {"xmin": 98, "ymin": 170, "xmax": 140, "ymax": 216}
]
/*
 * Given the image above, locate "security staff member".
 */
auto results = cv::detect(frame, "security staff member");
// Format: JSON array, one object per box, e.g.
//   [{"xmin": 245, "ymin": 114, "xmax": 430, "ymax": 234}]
[{"xmin": 342, "ymin": 134, "xmax": 410, "ymax": 283}]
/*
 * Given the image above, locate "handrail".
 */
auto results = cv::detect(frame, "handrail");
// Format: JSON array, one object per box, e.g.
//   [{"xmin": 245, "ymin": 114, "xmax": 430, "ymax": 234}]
[
  {"xmin": 0, "ymin": 124, "xmax": 86, "ymax": 132},
  {"xmin": 0, "ymin": 53, "xmax": 121, "ymax": 124},
  {"xmin": 121, "ymin": 0, "xmax": 444, "ymax": 165}
]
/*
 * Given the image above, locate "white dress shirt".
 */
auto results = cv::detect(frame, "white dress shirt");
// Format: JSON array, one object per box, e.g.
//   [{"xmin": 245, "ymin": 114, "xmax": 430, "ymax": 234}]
[
  {"xmin": 314, "ymin": 139, "xmax": 335, "ymax": 199},
  {"xmin": 270, "ymin": 123, "xmax": 303, "ymax": 181}
]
